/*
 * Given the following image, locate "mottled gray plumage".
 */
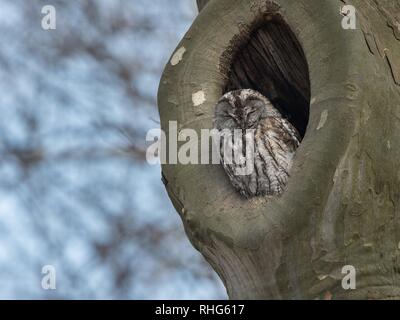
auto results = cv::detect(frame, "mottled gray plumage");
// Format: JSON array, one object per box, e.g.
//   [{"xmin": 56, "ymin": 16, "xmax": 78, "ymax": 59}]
[{"xmin": 214, "ymin": 89, "xmax": 300, "ymax": 198}]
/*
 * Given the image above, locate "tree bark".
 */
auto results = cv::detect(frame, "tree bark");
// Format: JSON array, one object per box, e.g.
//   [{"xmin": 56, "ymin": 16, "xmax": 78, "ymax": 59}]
[
  {"xmin": 196, "ymin": 0, "xmax": 210, "ymax": 11},
  {"xmin": 158, "ymin": 0, "xmax": 400, "ymax": 299}
]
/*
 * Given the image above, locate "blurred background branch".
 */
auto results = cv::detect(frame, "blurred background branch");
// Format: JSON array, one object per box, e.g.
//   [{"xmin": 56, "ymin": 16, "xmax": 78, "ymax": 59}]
[{"xmin": 0, "ymin": 0, "xmax": 225, "ymax": 299}]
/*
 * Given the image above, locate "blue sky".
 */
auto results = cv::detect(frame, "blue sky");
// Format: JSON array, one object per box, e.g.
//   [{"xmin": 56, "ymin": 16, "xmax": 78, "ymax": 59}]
[{"xmin": 0, "ymin": 0, "xmax": 226, "ymax": 299}]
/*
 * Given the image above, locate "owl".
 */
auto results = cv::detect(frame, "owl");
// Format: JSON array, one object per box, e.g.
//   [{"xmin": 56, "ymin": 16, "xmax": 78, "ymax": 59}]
[{"xmin": 213, "ymin": 89, "xmax": 300, "ymax": 198}]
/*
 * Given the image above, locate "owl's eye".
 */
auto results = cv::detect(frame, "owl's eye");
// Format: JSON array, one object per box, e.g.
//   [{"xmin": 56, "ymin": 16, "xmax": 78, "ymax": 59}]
[
  {"xmin": 247, "ymin": 97, "xmax": 260, "ymax": 102},
  {"xmin": 247, "ymin": 111, "xmax": 259, "ymax": 124}
]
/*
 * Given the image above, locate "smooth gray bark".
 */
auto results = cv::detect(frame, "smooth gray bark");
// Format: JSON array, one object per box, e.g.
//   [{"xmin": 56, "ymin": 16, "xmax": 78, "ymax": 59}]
[{"xmin": 196, "ymin": 0, "xmax": 210, "ymax": 11}]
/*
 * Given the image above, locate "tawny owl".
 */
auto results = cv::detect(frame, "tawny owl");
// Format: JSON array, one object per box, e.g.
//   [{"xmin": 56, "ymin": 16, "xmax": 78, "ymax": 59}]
[{"xmin": 214, "ymin": 89, "xmax": 300, "ymax": 198}]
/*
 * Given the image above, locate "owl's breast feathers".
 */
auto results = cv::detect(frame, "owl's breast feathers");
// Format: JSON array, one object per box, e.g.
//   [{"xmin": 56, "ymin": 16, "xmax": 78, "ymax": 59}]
[
  {"xmin": 226, "ymin": 115, "xmax": 300, "ymax": 198},
  {"xmin": 214, "ymin": 89, "xmax": 300, "ymax": 198}
]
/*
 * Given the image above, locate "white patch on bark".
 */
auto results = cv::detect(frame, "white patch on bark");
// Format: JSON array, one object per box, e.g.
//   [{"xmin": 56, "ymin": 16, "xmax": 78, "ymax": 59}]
[
  {"xmin": 396, "ymin": 21, "xmax": 400, "ymax": 32},
  {"xmin": 170, "ymin": 47, "xmax": 186, "ymax": 66},
  {"xmin": 387, "ymin": 140, "xmax": 391, "ymax": 150},
  {"xmin": 192, "ymin": 90, "xmax": 206, "ymax": 107},
  {"xmin": 310, "ymin": 97, "xmax": 316, "ymax": 105},
  {"xmin": 317, "ymin": 110, "xmax": 328, "ymax": 130}
]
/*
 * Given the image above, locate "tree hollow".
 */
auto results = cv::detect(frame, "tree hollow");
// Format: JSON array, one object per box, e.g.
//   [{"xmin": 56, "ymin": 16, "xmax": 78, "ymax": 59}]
[{"xmin": 224, "ymin": 17, "xmax": 310, "ymax": 137}]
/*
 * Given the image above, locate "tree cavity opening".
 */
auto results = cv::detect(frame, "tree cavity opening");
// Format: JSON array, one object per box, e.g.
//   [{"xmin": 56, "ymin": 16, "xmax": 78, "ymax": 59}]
[{"xmin": 224, "ymin": 16, "xmax": 310, "ymax": 138}]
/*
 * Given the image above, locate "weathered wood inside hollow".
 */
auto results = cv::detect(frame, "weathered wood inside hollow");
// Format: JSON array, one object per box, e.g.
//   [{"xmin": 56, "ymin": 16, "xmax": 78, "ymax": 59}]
[{"xmin": 225, "ymin": 19, "xmax": 310, "ymax": 137}]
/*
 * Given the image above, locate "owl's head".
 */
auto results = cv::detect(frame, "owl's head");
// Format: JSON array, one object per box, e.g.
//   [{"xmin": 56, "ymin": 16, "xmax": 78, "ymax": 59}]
[{"xmin": 214, "ymin": 89, "xmax": 280, "ymax": 130}]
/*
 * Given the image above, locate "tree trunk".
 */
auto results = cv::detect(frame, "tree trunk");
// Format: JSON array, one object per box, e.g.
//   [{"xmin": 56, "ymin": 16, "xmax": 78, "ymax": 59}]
[{"xmin": 158, "ymin": 0, "xmax": 400, "ymax": 299}]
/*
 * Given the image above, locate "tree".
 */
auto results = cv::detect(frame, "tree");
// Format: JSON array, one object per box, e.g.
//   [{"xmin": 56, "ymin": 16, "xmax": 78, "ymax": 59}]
[{"xmin": 158, "ymin": 0, "xmax": 400, "ymax": 299}]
